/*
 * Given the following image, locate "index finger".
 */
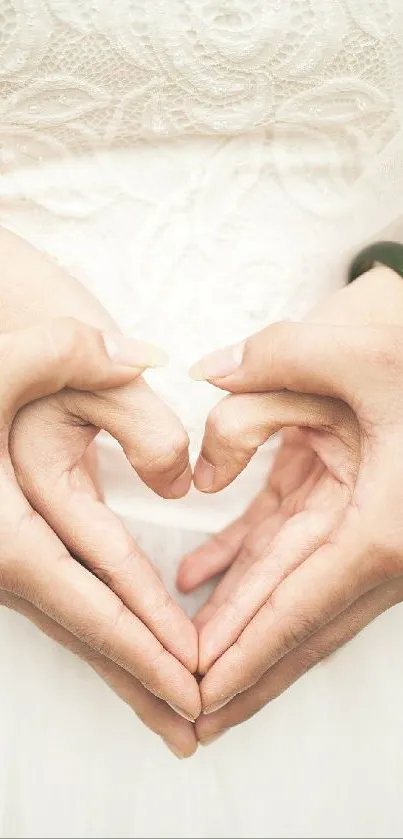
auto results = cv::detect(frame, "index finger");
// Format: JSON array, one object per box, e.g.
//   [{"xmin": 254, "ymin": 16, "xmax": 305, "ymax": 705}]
[
  {"xmin": 12, "ymin": 397, "xmax": 198, "ymax": 671},
  {"xmin": 200, "ymin": 521, "xmax": 371, "ymax": 713},
  {"xmin": 17, "ymin": 432, "xmax": 199, "ymax": 672},
  {"xmin": 3, "ymin": 589, "xmax": 198, "ymax": 758},
  {"xmin": 1, "ymin": 475, "xmax": 201, "ymax": 721}
]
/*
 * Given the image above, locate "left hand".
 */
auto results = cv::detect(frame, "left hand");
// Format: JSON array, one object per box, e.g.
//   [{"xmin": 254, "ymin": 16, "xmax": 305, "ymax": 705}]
[{"xmin": 177, "ymin": 266, "xmax": 403, "ymax": 744}]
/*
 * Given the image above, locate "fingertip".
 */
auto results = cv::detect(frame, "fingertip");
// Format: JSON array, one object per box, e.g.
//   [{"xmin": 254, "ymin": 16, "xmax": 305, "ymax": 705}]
[
  {"xmin": 195, "ymin": 714, "xmax": 223, "ymax": 744},
  {"xmin": 188, "ymin": 361, "xmax": 208, "ymax": 381},
  {"xmin": 193, "ymin": 457, "xmax": 239, "ymax": 495},
  {"xmin": 168, "ymin": 667, "xmax": 201, "ymax": 721},
  {"xmin": 161, "ymin": 720, "xmax": 199, "ymax": 759},
  {"xmin": 162, "ymin": 741, "xmax": 188, "ymax": 759},
  {"xmin": 103, "ymin": 333, "xmax": 169, "ymax": 369},
  {"xmin": 176, "ymin": 555, "xmax": 211, "ymax": 594},
  {"xmin": 139, "ymin": 460, "xmax": 192, "ymax": 502},
  {"xmin": 175, "ymin": 571, "xmax": 189, "ymax": 593},
  {"xmin": 199, "ymin": 674, "xmax": 233, "ymax": 716},
  {"xmin": 193, "ymin": 456, "xmax": 216, "ymax": 492},
  {"xmin": 167, "ymin": 702, "xmax": 198, "ymax": 723},
  {"xmin": 170, "ymin": 464, "xmax": 193, "ymax": 499},
  {"xmin": 175, "ymin": 566, "xmax": 197, "ymax": 594},
  {"xmin": 189, "ymin": 343, "xmax": 245, "ymax": 382}
]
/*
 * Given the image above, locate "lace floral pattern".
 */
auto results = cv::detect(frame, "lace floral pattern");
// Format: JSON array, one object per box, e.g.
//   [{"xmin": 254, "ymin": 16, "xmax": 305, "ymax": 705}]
[
  {"xmin": 0, "ymin": 0, "xmax": 401, "ymax": 157},
  {"xmin": 1, "ymin": 0, "xmax": 402, "ymax": 226}
]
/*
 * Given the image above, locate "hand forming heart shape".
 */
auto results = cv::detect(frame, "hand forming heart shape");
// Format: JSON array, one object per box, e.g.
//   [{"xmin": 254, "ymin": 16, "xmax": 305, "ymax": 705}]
[
  {"xmin": 3, "ymin": 259, "xmax": 403, "ymax": 759},
  {"xmin": 177, "ymin": 268, "xmax": 403, "ymax": 747}
]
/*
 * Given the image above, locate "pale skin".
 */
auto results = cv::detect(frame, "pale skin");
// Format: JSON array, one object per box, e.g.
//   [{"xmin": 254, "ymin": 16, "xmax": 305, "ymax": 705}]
[
  {"xmin": 178, "ymin": 266, "xmax": 403, "ymax": 745},
  {"xmin": 0, "ymin": 228, "xmax": 199, "ymax": 759},
  {"xmin": 3, "ymin": 226, "xmax": 403, "ymax": 758}
]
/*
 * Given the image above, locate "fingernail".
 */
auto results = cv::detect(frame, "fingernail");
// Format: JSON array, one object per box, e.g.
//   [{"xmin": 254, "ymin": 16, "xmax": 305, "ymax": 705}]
[
  {"xmin": 171, "ymin": 465, "xmax": 192, "ymax": 499},
  {"xmin": 194, "ymin": 456, "xmax": 216, "ymax": 491},
  {"xmin": 162, "ymin": 739, "xmax": 186, "ymax": 759},
  {"xmin": 203, "ymin": 698, "xmax": 233, "ymax": 715},
  {"xmin": 103, "ymin": 334, "xmax": 168, "ymax": 368},
  {"xmin": 168, "ymin": 703, "xmax": 197, "ymax": 723},
  {"xmin": 200, "ymin": 730, "xmax": 228, "ymax": 746},
  {"xmin": 189, "ymin": 342, "xmax": 245, "ymax": 381}
]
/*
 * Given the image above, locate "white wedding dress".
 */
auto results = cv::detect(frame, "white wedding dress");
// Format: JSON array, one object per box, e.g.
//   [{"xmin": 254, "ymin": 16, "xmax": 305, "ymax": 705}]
[{"xmin": 1, "ymin": 1, "xmax": 403, "ymax": 837}]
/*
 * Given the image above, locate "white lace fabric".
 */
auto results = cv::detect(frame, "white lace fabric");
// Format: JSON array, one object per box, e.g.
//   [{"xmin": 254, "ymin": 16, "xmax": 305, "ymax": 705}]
[
  {"xmin": 0, "ymin": 0, "xmax": 402, "ymax": 150},
  {"xmin": 0, "ymin": 0, "xmax": 403, "ymax": 531}
]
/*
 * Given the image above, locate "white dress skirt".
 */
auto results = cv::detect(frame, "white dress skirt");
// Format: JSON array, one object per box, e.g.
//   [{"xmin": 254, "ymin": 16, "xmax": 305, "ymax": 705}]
[{"xmin": 1, "ymin": 1, "xmax": 403, "ymax": 836}]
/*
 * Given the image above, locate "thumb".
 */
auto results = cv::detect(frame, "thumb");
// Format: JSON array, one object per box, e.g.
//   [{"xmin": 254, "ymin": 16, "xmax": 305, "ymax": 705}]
[
  {"xmin": 0, "ymin": 317, "xmax": 166, "ymax": 426},
  {"xmin": 189, "ymin": 321, "xmax": 401, "ymax": 411}
]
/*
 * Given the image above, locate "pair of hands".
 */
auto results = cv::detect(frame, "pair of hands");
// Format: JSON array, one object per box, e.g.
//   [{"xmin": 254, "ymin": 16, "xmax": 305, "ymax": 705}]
[{"xmin": 2, "ymin": 231, "xmax": 403, "ymax": 759}]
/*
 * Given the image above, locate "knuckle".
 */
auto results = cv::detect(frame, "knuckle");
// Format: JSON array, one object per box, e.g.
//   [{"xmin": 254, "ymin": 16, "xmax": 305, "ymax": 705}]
[
  {"xmin": 90, "ymin": 532, "xmax": 136, "ymax": 589},
  {"xmin": 207, "ymin": 399, "xmax": 243, "ymax": 448},
  {"xmin": 88, "ymin": 599, "xmax": 127, "ymax": 663},
  {"xmin": 91, "ymin": 561, "xmax": 119, "ymax": 590},
  {"xmin": 138, "ymin": 644, "xmax": 171, "ymax": 697},
  {"xmin": 282, "ymin": 613, "xmax": 316, "ymax": 650},
  {"xmin": 147, "ymin": 649, "xmax": 184, "ymax": 705},
  {"xmin": 207, "ymin": 395, "xmax": 270, "ymax": 456},
  {"xmin": 171, "ymin": 427, "xmax": 190, "ymax": 463},
  {"xmin": 296, "ymin": 642, "xmax": 326, "ymax": 672},
  {"xmin": 143, "ymin": 429, "xmax": 189, "ymax": 475},
  {"xmin": 148, "ymin": 643, "xmax": 168, "ymax": 672},
  {"xmin": 265, "ymin": 592, "xmax": 317, "ymax": 653}
]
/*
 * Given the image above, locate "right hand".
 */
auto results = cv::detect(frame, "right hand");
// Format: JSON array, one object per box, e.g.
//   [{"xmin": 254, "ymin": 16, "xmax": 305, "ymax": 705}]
[{"xmin": 0, "ymin": 318, "xmax": 200, "ymax": 758}]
